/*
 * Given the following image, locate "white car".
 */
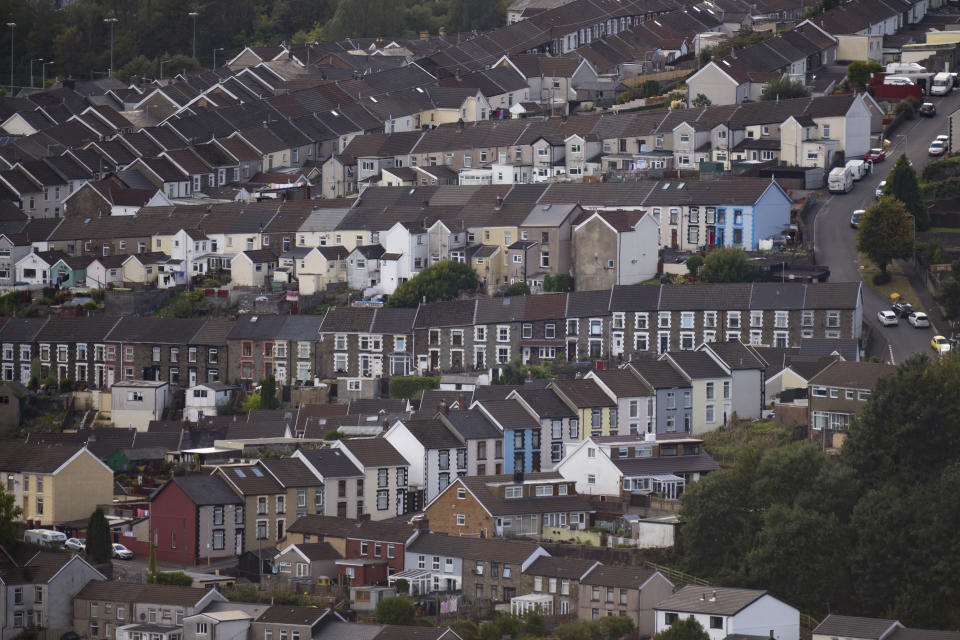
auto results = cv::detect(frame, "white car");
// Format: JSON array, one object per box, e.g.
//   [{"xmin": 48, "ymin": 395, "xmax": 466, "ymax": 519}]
[
  {"xmin": 63, "ymin": 538, "xmax": 85, "ymax": 551},
  {"xmin": 937, "ymin": 134, "xmax": 949, "ymax": 144},
  {"xmin": 877, "ymin": 310, "xmax": 898, "ymax": 326},
  {"xmin": 112, "ymin": 543, "xmax": 134, "ymax": 560},
  {"xmin": 875, "ymin": 180, "xmax": 886, "ymax": 198},
  {"xmin": 908, "ymin": 311, "xmax": 930, "ymax": 328},
  {"xmin": 929, "ymin": 140, "xmax": 946, "ymax": 156}
]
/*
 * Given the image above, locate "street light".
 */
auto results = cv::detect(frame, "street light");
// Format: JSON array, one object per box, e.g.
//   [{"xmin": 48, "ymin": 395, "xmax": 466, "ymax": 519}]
[
  {"xmin": 42, "ymin": 60, "xmax": 53, "ymax": 88},
  {"xmin": 213, "ymin": 46, "xmax": 224, "ymax": 70},
  {"xmin": 6, "ymin": 23, "xmax": 15, "ymax": 96},
  {"xmin": 103, "ymin": 18, "xmax": 118, "ymax": 77},
  {"xmin": 188, "ymin": 12, "xmax": 199, "ymax": 60},
  {"xmin": 29, "ymin": 58, "xmax": 42, "ymax": 89},
  {"xmin": 159, "ymin": 58, "xmax": 172, "ymax": 80}
]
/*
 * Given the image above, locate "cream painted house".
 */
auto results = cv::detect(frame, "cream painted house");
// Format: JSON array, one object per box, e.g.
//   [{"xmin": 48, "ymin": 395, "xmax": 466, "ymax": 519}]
[
  {"xmin": 121, "ymin": 253, "xmax": 169, "ymax": 285},
  {"xmin": 1, "ymin": 442, "xmax": 113, "ymax": 526},
  {"xmin": 231, "ymin": 249, "xmax": 278, "ymax": 288},
  {"xmin": 295, "ymin": 246, "xmax": 348, "ymax": 295}
]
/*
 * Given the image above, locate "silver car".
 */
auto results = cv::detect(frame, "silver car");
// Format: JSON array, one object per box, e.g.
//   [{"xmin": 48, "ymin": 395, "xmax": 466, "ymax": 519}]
[
  {"xmin": 908, "ymin": 311, "xmax": 930, "ymax": 328},
  {"xmin": 64, "ymin": 537, "xmax": 85, "ymax": 551}
]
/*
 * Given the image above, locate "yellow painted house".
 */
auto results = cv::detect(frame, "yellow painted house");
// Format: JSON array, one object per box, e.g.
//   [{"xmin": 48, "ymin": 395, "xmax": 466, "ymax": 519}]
[
  {"xmin": 1, "ymin": 443, "xmax": 113, "ymax": 527},
  {"xmin": 548, "ymin": 378, "xmax": 618, "ymax": 439}
]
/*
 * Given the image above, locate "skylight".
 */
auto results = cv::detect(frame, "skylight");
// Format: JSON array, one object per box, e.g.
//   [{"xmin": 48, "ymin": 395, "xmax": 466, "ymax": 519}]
[
  {"xmin": 251, "ymin": 468, "xmax": 263, "ymax": 477},
  {"xmin": 234, "ymin": 469, "xmax": 246, "ymax": 478}
]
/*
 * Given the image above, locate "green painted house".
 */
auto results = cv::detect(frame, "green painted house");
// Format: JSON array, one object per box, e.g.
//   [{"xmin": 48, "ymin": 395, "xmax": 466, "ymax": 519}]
[{"xmin": 51, "ymin": 256, "xmax": 93, "ymax": 288}]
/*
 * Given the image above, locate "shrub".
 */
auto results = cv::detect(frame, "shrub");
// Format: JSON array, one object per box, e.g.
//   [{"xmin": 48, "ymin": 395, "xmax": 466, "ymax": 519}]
[
  {"xmin": 872, "ymin": 271, "xmax": 892, "ymax": 285},
  {"xmin": 389, "ymin": 376, "xmax": 440, "ymax": 399}
]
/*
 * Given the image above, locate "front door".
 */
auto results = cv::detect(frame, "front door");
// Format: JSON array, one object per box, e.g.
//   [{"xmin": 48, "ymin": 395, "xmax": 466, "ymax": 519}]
[
  {"xmin": 235, "ymin": 531, "xmax": 243, "ymax": 554},
  {"xmin": 716, "ymin": 228, "xmax": 725, "ymax": 247},
  {"xmin": 189, "ymin": 368, "xmax": 198, "ymax": 387},
  {"xmin": 612, "ymin": 332, "xmax": 624, "ymax": 356},
  {"xmin": 567, "ymin": 341, "xmax": 577, "ymax": 361},
  {"xmin": 522, "ymin": 347, "xmax": 531, "ymax": 364},
  {"xmin": 671, "ymin": 228, "xmax": 678, "ymax": 248}
]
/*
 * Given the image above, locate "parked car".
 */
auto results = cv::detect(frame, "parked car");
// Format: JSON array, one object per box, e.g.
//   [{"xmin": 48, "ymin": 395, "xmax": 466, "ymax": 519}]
[
  {"xmin": 864, "ymin": 148, "xmax": 886, "ymax": 162},
  {"xmin": 112, "ymin": 543, "xmax": 134, "ymax": 560},
  {"xmin": 908, "ymin": 311, "xmax": 930, "ymax": 328},
  {"xmin": 875, "ymin": 180, "xmax": 886, "ymax": 198},
  {"xmin": 63, "ymin": 538, "xmax": 85, "ymax": 552},
  {"xmin": 937, "ymin": 134, "xmax": 949, "ymax": 144},
  {"xmin": 892, "ymin": 301, "xmax": 914, "ymax": 317},
  {"xmin": 929, "ymin": 140, "xmax": 946, "ymax": 156},
  {"xmin": 851, "ymin": 210, "xmax": 865, "ymax": 228},
  {"xmin": 877, "ymin": 310, "xmax": 899, "ymax": 326},
  {"xmin": 932, "ymin": 335, "xmax": 951, "ymax": 354},
  {"xmin": 920, "ymin": 102, "xmax": 937, "ymax": 116}
]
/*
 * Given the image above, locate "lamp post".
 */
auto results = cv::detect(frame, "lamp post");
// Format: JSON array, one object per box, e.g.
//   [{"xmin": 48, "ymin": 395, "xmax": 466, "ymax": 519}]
[
  {"xmin": 188, "ymin": 12, "xmax": 199, "ymax": 60},
  {"xmin": 103, "ymin": 18, "xmax": 118, "ymax": 77},
  {"xmin": 213, "ymin": 46, "xmax": 224, "ymax": 70},
  {"xmin": 42, "ymin": 60, "xmax": 53, "ymax": 88},
  {"xmin": 29, "ymin": 58, "xmax": 42, "ymax": 88},
  {"xmin": 159, "ymin": 58, "xmax": 172, "ymax": 81},
  {"xmin": 6, "ymin": 23, "xmax": 15, "ymax": 95}
]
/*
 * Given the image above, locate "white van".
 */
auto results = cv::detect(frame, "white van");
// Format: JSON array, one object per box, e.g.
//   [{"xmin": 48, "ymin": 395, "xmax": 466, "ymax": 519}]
[
  {"xmin": 828, "ymin": 167, "xmax": 854, "ymax": 193},
  {"xmin": 24, "ymin": 529, "xmax": 67, "ymax": 547},
  {"xmin": 931, "ymin": 72, "xmax": 953, "ymax": 96},
  {"xmin": 845, "ymin": 159, "xmax": 868, "ymax": 181}
]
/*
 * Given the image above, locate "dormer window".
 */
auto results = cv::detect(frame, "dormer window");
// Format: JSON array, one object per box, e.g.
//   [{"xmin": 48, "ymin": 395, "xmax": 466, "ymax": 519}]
[{"xmin": 504, "ymin": 486, "xmax": 522, "ymax": 499}]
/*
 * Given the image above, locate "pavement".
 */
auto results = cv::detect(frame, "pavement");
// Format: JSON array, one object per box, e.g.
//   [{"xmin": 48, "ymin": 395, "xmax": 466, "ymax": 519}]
[{"xmin": 809, "ymin": 88, "xmax": 960, "ymax": 364}]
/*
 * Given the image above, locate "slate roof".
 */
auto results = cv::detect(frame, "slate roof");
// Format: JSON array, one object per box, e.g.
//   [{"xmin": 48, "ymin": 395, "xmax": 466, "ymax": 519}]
[
  {"xmin": 338, "ymin": 438, "xmax": 408, "ymax": 467},
  {"xmin": 0, "ymin": 442, "xmax": 89, "ymax": 473},
  {"xmin": 808, "ymin": 360, "xmax": 894, "ymax": 389},
  {"xmin": 614, "ymin": 452, "xmax": 720, "ymax": 476},
  {"xmin": 565, "ymin": 289, "xmax": 611, "ymax": 317},
  {"xmin": 105, "ymin": 317, "xmax": 206, "ymax": 344},
  {"xmin": 456, "ymin": 475, "xmax": 594, "ymax": 516},
  {"xmin": 287, "ymin": 542, "xmax": 342, "ymax": 562},
  {"xmin": 812, "ymin": 616, "xmax": 900, "ymax": 640},
  {"xmin": 298, "ymin": 448, "xmax": 364, "ymax": 479},
  {"xmin": 655, "ymin": 585, "xmax": 769, "ymax": 615},
  {"xmin": 164, "ymin": 474, "xmax": 242, "ymax": 505},
  {"xmin": 525, "ymin": 556, "xmax": 598, "ymax": 579},
  {"xmin": 74, "ymin": 581, "xmax": 211, "ymax": 606},
  {"xmin": 512, "ymin": 387, "xmax": 576, "ymax": 418},
  {"xmin": 592, "ymin": 369, "xmax": 654, "ymax": 398},
  {"xmin": 396, "ymin": 418, "xmax": 463, "ymax": 449},
  {"xmin": 227, "ymin": 315, "xmax": 289, "ymax": 340},
  {"xmin": 475, "ymin": 399, "xmax": 540, "ymax": 430},
  {"xmin": 285, "ymin": 515, "xmax": 414, "ymax": 543},
  {"xmin": 442, "ymin": 409, "xmax": 502, "ymax": 440},
  {"xmin": 666, "ymin": 351, "xmax": 728, "ymax": 379},
  {"xmin": 550, "ymin": 379, "xmax": 616, "ymax": 408},
  {"xmin": 219, "ymin": 464, "xmax": 284, "ymax": 495},
  {"xmin": 407, "ymin": 532, "xmax": 542, "ymax": 563},
  {"xmin": 256, "ymin": 605, "xmax": 330, "ymax": 625},
  {"xmin": 581, "ymin": 564, "xmax": 658, "ymax": 589},
  {"xmin": 705, "ymin": 341, "xmax": 766, "ymax": 371},
  {"xmin": 630, "ymin": 360, "xmax": 690, "ymax": 389}
]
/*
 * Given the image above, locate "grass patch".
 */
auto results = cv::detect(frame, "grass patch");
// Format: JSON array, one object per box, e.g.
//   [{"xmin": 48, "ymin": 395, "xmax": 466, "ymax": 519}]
[
  {"xmin": 857, "ymin": 252, "xmax": 926, "ymax": 312},
  {"xmin": 927, "ymin": 227, "xmax": 960, "ymax": 233},
  {"xmin": 702, "ymin": 418, "xmax": 800, "ymax": 463}
]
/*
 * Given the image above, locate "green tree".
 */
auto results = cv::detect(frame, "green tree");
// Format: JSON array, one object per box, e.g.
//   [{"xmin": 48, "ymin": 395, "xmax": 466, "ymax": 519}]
[
  {"xmin": 85, "ymin": 508, "xmax": 113, "ymax": 564},
  {"xmin": 884, "ymin": 154, "xmax": 929, "ymax": 230},
  {"xmin": 259, "ymin": 374, "xmax": 279, "ymax": 409},
  {"xmin": 0, "ymin": 486, "xmax": 21, "ymax": 549},
  {"xmin": 698, "ymin": 248, "xmax": 759, "ymax": 283},
  {"xmin": 685, "ymin": 255, "xmax": 704, "ymax": 276},
  {"xmin": 117, "ymin": 54, "xmax": 157, "ymax": 82},
  {"xmin": 641, "ymin": 79, "xmax": 661, "ymax": 97},
  {"xmin": 759, "ymin": 77, "xmax": 810, "ymax": 101},
  {"xmin": 241, "ymin": 391, "xmax": 262, "ymax": 413},
  {"xmin": 374, "ymin": 596, "xmax": 416, "ymax": 625},
  {"xmin": 856, "ymin": 196, "xmax": 914, "ymax": 277},
  {"xmin": 504, "ymin": 282, "xmax": 530, "ymax": 296},
  {"xmin": 597, "ymin": 616, "xmax": 635, "ymax": 639},
  {"xmin": 654, "ymin": 616, "xmax": 710, "ymax": 640},
  {"xmin": 691, "ymin": 93, "xmax": 712, "ymax": 107},
  {"xmin": 386, "ymin": 260, "xmax": 480, "ymax": 308},
  {"xmin": 847, "ymin": 61, "xmax": 882, "ymax": 90},
  {"xmin": 152, "ymin": 571, "xmax": 195, "ymax": 586},
  {"xmin": 935, "ymin": 260, "xmax": 960, "ymax": 333},
  {"xmin": 524, "ymin": 613, "xmax": 547, "ymax": 637}
]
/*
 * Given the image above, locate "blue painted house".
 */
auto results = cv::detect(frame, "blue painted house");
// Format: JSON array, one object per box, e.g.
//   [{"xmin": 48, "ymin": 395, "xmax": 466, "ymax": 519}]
[
  {"xmin": 51, "ymin": 256, "xmax": 93, "ymax": 288},
  {"xmin": 628, "ymin": 359, "xmax": 694, "ymax": 436},
  {"xmin": 473, "ymin": 398, "xmax": 542, "ymax": 474},
  {"xmin": 639, "ymin": 177, "xmax": 792, "ymax": 252}
]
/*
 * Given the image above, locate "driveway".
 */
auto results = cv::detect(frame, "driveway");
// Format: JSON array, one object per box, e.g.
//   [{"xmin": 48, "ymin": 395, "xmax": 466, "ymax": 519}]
[{"xmin": 810, "ymin": 89, "xmax": 960, "ymax": 363}]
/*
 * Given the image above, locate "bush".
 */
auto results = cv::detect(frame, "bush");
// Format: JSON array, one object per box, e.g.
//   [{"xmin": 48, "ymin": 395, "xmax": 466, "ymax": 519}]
[
  {"xmin": 641, "ymin": 79, "xmax": 661, "ymax": 97},
  {"xmin": 393, "ymin": 578, "xmax": 409, "ymax": 594},
  {"xmin": 58, "ymin": 378, "xmax": 73, "ymax": 392},
  {"xmin": 389, "ymin": 376, "xmax": 440, "ymax": 399},
  {"xmin": 82, "ymin": 300, "xmax": 98, "ymax": 311},
  {"xmin": 686, "ymin": 255, "xmax": 704, "ymax": 276},
  {"xmin": 894, "ymin": 99, "xmax": 916, "ymax": 119},
  {"xmin": 323, "ymin": 429, "xmax": 344, "ymax": 440},
  {"xmin": 504, "ymin": 281, "xmax": 530, "ymax": 296},
  {"xmin": 150, "ymin": 571, "xmax": 194, "ymax": 586},
  {"xmin": 872, "ymin": 271, "xmax": 892, "ymax": 285}
]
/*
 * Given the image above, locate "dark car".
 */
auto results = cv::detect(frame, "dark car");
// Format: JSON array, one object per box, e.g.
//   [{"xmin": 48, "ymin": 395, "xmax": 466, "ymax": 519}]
[
  {"xmin": 892, "ymin": 301, "xmax": 914, "ymax": 317},
  {"xmin": 920, "ymin": 102, "xmax": 936, "ymax": 117}
]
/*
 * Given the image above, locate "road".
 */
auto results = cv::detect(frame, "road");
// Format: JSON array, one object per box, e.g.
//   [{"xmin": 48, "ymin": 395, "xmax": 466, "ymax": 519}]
[{"xmin": 812, "ymin": 89, "xmax": 960, "ymax": 363}]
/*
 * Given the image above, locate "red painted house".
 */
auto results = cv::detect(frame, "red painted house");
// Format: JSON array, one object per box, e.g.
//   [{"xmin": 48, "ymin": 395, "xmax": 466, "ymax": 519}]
[{"xmin": 149, "ymin": 474, "xmax": 243, "ymax": 565}]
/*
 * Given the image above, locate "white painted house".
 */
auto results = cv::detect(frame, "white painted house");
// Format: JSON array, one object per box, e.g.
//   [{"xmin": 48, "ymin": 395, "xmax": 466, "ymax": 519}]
[
  {"xmin": 655, "ymin": 585, "xmax": 800, "ymax": 640},
  {"xmin": 383, "ymin": 417, "xmax": 467, "ymax": 504},
  {"xmin": 184, "ymin": 383, "xmax": 238, "ymax": 422},
  {"xmin": 554, "ymin": 438, "xmax": 623, "ymax": 497}
]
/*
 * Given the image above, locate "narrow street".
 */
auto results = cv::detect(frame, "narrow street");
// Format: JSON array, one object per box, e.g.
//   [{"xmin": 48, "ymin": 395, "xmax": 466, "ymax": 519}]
[{"xmin": 811, "ymin": 89, "xmax": 960, "ymax": 362}]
